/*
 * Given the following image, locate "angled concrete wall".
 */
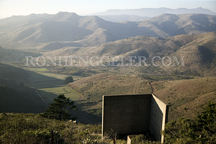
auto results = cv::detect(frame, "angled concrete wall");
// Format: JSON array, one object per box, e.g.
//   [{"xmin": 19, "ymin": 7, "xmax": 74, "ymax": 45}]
[
  {"xmin": 102, "ymin": 94, "xmax": 168, "ymax": 143},
  {"xmin": 149, "ymin": 94, "xmax": 169, "ymax": 143}
]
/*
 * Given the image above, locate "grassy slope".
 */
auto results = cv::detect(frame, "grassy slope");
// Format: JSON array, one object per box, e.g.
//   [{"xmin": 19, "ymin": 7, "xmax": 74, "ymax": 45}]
[
  {"xmin": 0, "ymin": 63, "xmax": 98, "ymax": 123},
  {"xmin": 69, "ymin": 73, "xmax": 151, "ymax": 123},
  {"xmin": 46, "ymin": 32, "xmax": 216, "ymax": 76},
  {"xmin": 26, "ymin": 68, "xmax": 82, "ymax": 104},
  {"xmin": 24, "ymin": 68, "xmax": 102, "ymax": 124},
  {"xmin": 0, "ymin": 113, "xmax": 103, "ymax": 144},
  {"xmin": 70, "ymin": 73, "xmax": 151, "ymax": 102},
  {"xmin": 152, "ymin": 77, "xmax": 216, "ymax": 121},
  {"xmin": 0, "ymin": 113, "xmax": 157, "ymax": 144},
  {"xmin": 70, "ymin": 73, "xmax": 216, "ymax": 123}
]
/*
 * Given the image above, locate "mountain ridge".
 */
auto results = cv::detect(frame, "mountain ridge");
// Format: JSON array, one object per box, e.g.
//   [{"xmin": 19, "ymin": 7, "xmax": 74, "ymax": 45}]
[
  {"xmin": 0, "ymin": 12, "xmax": 215, "ymax": 50},
  {"xmin": 94, "ymin": 7, "xmax": 216, "ymax": 17}
]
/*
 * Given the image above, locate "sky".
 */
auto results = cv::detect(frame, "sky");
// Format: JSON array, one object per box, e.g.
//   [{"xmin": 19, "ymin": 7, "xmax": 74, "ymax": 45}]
[{"xmin": 0, "ymin": 0, "xmax": 216, "ymax": 19}]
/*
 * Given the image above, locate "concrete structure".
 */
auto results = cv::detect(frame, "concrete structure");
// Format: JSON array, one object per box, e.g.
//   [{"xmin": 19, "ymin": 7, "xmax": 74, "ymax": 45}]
[
  {"xmin": 102, "ymin": 94, "xmax": 168, "ymax": 143},
  {"xmin": 127, "ymin": 135, "xmax": 132, "ymax": 144}
]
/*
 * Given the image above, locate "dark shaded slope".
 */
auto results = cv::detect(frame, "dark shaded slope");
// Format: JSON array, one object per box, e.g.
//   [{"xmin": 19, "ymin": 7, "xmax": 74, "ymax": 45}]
[
  {"xmin": 0, "ymin": 63, "xmax": 48, "ymax": 113},
  {"xmin": 0, "ymin": 46, "xmax": 6, "ymax": 60},
  {"xmin": 0, "ymin": 85, "xmax": 47, "ymax": 113}
]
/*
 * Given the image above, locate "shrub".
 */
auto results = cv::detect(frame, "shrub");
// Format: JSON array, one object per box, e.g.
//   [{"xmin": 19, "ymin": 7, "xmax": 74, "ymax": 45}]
[{"xmin": 65, "ymin": 76, "xmax": 73, "ymax": 84}]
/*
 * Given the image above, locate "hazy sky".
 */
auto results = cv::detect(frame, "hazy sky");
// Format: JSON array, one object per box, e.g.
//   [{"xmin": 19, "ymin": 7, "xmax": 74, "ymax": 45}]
[{"xmin": 0, "ymin": 0, "xmax": 216, "ymax": 19}]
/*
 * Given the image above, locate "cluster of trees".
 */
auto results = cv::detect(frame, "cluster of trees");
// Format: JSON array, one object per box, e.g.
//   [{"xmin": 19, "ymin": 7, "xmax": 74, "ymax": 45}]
[{"xmin": 164, "ymin": 100, "xmax": 216, "ymax": 143}]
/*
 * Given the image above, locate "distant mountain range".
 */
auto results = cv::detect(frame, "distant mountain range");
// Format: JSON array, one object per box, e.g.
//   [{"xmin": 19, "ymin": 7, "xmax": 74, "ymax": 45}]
[
  {"xmin": 94, "ymin": 7, "xmax": 216, "ymax": 17},
  {"xmin": 0, "ymin": 12, "xmax": 215, "ymax": 49},
  {"xmin": 94, "ymin": 7, "xmax": 216, "ymax": 22}
]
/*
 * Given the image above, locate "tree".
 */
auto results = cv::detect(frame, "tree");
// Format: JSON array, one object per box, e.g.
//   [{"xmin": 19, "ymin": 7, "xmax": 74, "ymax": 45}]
[
  {"xmin": 65, "ymin": 76, "xmax": 73, "ymax": 84},
  {"xmin": 41, "ymin": 94, "xmax": 77, "ymax": 120},
  {"xmin": 196, "ymin": 100, "xmax": 216, "ymax": 140},
  {"xmin": 164, "ymin": 100, "xmax": 216, "ymax": 143}
]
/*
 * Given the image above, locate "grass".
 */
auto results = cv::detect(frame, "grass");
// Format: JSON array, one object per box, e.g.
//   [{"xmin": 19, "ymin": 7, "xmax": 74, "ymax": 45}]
[
  {"xmin": 23, "ymin": 69, "xmax": 102, "ymax": 124},
  {"xmin": 153, "ymin": 77, "xmax": 216, "ymax": 121},
  {"xmin": 15, "ymin": 68, "xmax": 102, "ymax": 124},
  {"xmin": 69, "ymin": 73, "xmax": 152, "ymax": 122},
  {"xmin": 69, "ymin": 73, "xmax": 216, "ymax": 123},
  {"xmin": 25, "ymin": 68, "xmax": 83, "ymax": 104},
  {"xmin": 27, "ymin": 68, "xmax": 48, "ymax": 72},
  {"xmin": 19, "ymin": 66, "xmax": 216, "ymax": 125},
  {"xmin": 0, "ymin": 113, "xmax": 102, "ymax": 144},
  {"xmin": 26, "ymin": 68, "xmax": 82, "ymax": 80},
  {"xmin": 40, "ymin": 86, "xmax": 80, "ymax": 101},
  {"xmin": 71, "ymin": 73, "xmax": 152, "ymax": 102},
  {"xmin": 0, "ymin": 113, "xmax": 161, "ymax": 144}
]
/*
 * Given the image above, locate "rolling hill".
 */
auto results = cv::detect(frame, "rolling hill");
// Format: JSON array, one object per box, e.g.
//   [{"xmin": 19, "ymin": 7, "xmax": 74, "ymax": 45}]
[
  {"xmin": 44, "ymin": 32, "xmax": 216, "ymax": 76},
  {"xmin": 138, "ymin": 13, "xmax": 216, "ymax": 37},
  {"xmin": 0, "ymin": 12, "xmax": 154, "ymax": 48},
  {"xmin": 69, "ymin": 73, "xmax": 216, "ymax": 122},
  {"xmin": 152, "ymin": 77, "xmax": 216, "ymax": 121},
  {"xmin": 0, "ymin": 12, "xmax": 215, "ymax": 50}
]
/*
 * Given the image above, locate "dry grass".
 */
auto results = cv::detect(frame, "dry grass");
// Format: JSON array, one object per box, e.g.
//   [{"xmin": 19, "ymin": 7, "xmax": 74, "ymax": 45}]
[
  {"xmin": 70, "ymin": 73, "xmax": 151, "ymax": 102},
  {"xmin": 70, "ymin": 73, "xmax": 216, "ymax": 123},
  {"xmin": 153, "ymin": 77, "xmax": 216, "ymax": 121}
]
